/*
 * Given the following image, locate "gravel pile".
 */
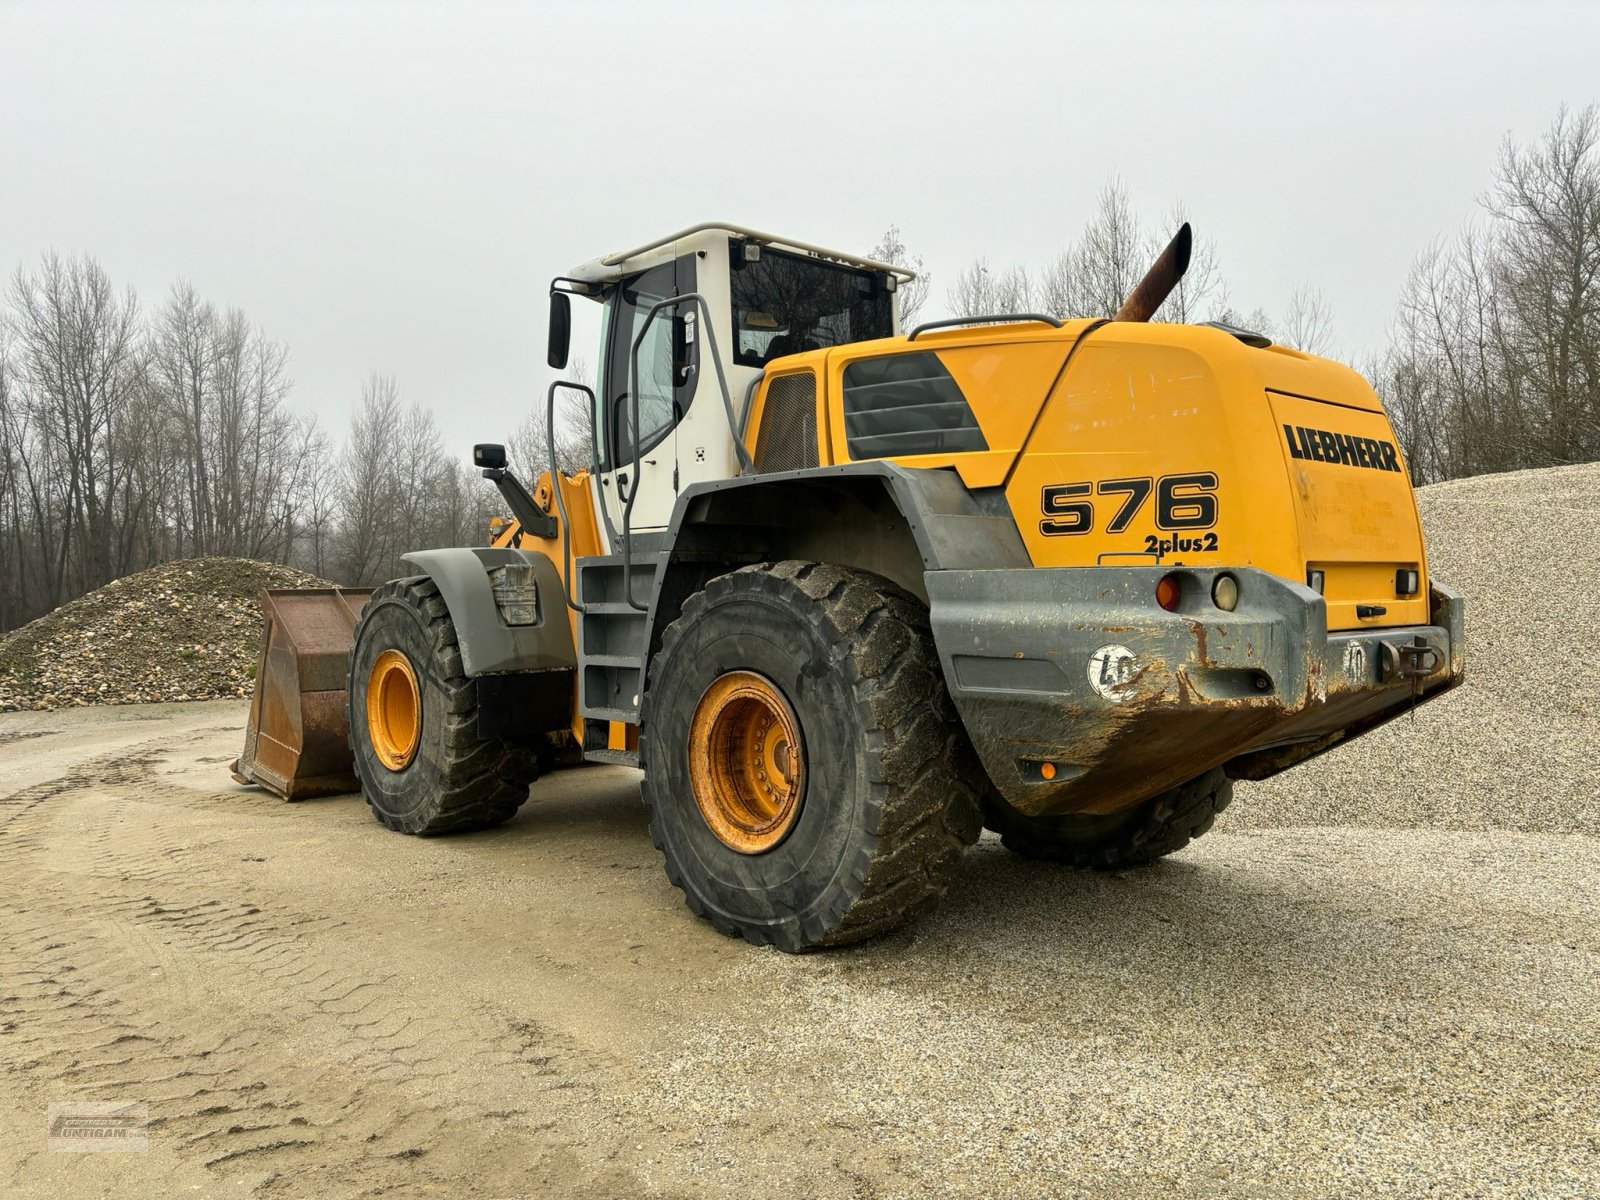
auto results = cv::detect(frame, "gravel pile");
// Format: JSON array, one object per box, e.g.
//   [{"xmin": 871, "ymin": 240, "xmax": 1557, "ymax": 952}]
[
  {"xmin": 632, "ymin": 829, "xmax": 1600, "ymax": 1199},
  {"xmin": 1226, "ymin": 460, "xmax": 1600, "ymax": 836},
  {"xmin": 0, "ymin": 557, "xmax": 333, "ymax": 712}
]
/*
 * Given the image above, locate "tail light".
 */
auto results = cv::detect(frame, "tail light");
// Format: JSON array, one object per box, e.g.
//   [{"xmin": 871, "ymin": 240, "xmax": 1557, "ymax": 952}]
[{"xmin": 1155, "ymin": 574, "xmax": 1182, "ymax": 612}]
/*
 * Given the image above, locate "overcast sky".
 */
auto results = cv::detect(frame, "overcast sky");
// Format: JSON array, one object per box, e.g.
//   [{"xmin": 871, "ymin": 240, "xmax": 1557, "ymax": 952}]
[{"xmin": 3, "ymin": 0, "xmax": 1597, "ymax": 456}]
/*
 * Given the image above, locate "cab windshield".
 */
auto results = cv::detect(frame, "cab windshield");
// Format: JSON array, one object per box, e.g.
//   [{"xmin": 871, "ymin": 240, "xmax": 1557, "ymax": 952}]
[{"xmin": 730, "ymin": 244, "xmax": 893, "ymax": 367}]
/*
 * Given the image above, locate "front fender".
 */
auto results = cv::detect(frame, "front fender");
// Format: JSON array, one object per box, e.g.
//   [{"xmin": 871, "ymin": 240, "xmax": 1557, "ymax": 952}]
[{"xmin": 400, "ymin": 547, "xmax": 575, "ymax": 676}]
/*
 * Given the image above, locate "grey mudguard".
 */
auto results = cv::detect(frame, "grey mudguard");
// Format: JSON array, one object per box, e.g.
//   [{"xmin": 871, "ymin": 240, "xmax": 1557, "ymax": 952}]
[
  {"xmin": 400, "ymin": 547, "xmax": 576, "ymax": 677},
  {"xmin": 665, "ymin": 462, "xmax": 1031, "ymax": 573},
  {"xmin": 926, "ymin": 565, "xmax": 1464, "ymax": 819},
  {"xmin": 641, "ymin": 463, "xmax": 1032, "ymax": 683}
]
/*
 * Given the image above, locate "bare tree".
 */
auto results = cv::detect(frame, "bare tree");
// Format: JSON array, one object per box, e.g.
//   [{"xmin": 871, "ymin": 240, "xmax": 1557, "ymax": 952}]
[
  {"xmin": 144, "ymin": 287, "xmax": 305, "ymax": 561},
  {"xmin": 212, "ymin": 311, "xmax": 299, "ymax": 560},
  {"xmin": 148, "ymin": 282, "xmax": 217, "ymax": 556},
  {"xmin": 337, "ymin": 372, "xmax": 404, "ymax": 585},
  {"xmin": 1150, "ymin": 203, "xmax": 1224, "ymax": 323},
  {"xmin": 1072, "ymin": 180, "xmax": 1144, "ymax": 317},
  {"xmin": 870, "ymin": 225, "xmax": 930, "ymax": 328},
  {"xmin": 0, "ymin": 321, "xmax": 23, "ymax": 630},
  {"xmin": 7, "ymin": 254, "xmax": 142, "ymax": 601},
  {"xmin": 946, "ymin": 258, "xmax": 1033, "ymax": 317},
  {"xmin": 291, "ymin": 415, "xmax": 337, "ymax": 578},
  {"xmin": 393, "ymin": 399, "xmax": 448, "ymax": 554},
  {"xmin": 431, "ymin": 459, "xmax": 499, "ymax": 549},
  {"xmin": 1485, "ymin": 103, "xmax": 1600, "ymax": 468},
  {"xmin": 511, "ymin": 356, "xmax": 595, "ymax": 476},
  {"xmin": 0, "ymin": 258, "xmax": 410, "ymax": 624},
  {"xmin": 1383, "ymin": 105, "xmax": 1600, "ymax": 482},
  {"xmin": 1039, "ymin": 189, "xmax": 1222, "ymax": 322},
  {"xmin": 1282, "ymin": 285, "xmax": 1335, "ymax": 355}
]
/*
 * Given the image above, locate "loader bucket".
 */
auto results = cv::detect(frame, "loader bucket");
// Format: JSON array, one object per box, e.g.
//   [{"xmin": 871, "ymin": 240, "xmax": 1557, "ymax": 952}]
[{"xmin": 230, "ymin": 587, "xmax": 373, "ymax": 800}]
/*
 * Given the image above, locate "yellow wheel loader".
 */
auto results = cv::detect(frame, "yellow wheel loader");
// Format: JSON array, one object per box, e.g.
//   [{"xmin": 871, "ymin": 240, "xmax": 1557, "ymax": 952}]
[{"xmin": 232, "ymin": 221, "xmax": 1464, "ymax": 951}]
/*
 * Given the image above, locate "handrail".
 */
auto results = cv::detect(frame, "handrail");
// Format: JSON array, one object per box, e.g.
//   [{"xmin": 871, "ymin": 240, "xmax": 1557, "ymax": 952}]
[
  {"xmin": 906, "ymin": 313, "xmax": 1064, "ymax": 340},
  {"xmin": 737, "ymin": 370, "xmax": 765, "ymax": 441},
  {"xmin": 545, "ymin": 380, "xmax": 596, "ymax": 614},
  {"xmin": 548, "ymin": 275, "xmax": 599, "ymax": 297},
  {"xmin": 620, "ymin": 292, "xmax": 751, "ymax": 612}
]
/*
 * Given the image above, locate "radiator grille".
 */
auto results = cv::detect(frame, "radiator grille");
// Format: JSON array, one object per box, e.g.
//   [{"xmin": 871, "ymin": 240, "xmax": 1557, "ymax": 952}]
[{"xmin": 754, "ymin": 372, "xmax": 819, "ymax": 474}]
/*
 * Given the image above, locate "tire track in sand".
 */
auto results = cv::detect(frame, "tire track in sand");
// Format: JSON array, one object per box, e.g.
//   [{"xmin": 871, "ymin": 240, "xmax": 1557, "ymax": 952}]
[{"xmin": 1, "ymin": 726, "xmax": 636, "ymax": 1198}]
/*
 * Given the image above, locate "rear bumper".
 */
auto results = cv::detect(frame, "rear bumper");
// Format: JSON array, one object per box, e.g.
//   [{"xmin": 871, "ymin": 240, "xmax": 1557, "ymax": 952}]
[{"xmin": 926, "ymin": 567, "xmax": 1464, "ymax": 818}]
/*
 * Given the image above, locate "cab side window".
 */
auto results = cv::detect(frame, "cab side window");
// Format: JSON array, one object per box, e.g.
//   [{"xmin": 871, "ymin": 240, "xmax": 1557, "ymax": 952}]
[{"xmin": 606, "ymin": 257, "xmax": 698, "ymax": 466}]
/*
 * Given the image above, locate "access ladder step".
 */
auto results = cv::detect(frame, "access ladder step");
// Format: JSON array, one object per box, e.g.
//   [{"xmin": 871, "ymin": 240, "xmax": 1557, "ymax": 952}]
[
  {"xmin": 583, "ymin": 653, "xmax": 642, "ymax": 670},
  {"xmin": 582, "ymin": 747, "xmax": 640, "ymax": 767},
  {"xmin": 574, "ymin": 552, "xmax": 665, "ymax": 723}
]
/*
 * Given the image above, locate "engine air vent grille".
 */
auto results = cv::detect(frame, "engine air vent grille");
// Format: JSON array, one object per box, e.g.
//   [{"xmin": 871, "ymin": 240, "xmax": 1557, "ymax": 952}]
[
  {"xmin": 754, "ymin": 372, "xmax": 819, "ymax": 474},
  {"xmin": 841, "ymin": 351, "xmax": 988, "ymax": 460}
]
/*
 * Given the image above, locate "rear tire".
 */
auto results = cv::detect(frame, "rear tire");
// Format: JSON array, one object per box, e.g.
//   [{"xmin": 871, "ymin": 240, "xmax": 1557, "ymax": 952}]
[
  {"xmin": 348, "ymin": 577, "xmax": 538, "ymax": 835},
  {"xmin": 639, "ymin": 562, "xmax": 983, "ymax": 952},
  {"xmin": 984, "ymin": 768, "xmax": 1233, "ymax": 869}
]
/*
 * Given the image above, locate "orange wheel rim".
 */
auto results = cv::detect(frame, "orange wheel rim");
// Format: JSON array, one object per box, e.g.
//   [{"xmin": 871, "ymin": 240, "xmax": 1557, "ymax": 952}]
[
  {"xmin": 367, "ymin": 648, "xmax": 421, "ymax": 771},
  {"xmin": 689, "ymin": 670, "xmax": 806, "ymax": 855}
]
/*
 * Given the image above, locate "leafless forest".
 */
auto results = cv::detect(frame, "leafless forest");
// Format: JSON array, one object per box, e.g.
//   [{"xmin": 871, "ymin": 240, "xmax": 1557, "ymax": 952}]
[{"xmin": 1, "ymin": 107, "xmax": 1595, "ymax": 635}]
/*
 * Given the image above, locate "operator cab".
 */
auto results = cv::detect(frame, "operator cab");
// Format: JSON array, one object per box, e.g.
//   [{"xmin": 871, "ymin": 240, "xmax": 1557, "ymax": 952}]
[{"xmin": 546, "ymin": 224, "xmax": 913, "ymax": 539}]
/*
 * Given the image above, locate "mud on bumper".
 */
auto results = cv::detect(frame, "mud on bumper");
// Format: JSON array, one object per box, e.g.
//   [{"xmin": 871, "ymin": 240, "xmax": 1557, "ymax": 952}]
[{"xmin": 926, "ymin": 567, "xmax": 1464, "ymax": 819}]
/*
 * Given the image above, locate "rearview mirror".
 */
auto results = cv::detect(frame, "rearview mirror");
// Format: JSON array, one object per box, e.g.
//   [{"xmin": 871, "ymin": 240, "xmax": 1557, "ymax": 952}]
[
  {"xmin": 547, "ymin": 292, "xmax": 571, "ymax": 370},
  {"xmin": 473, "ymin": 443, "xmax": 507, "ymax": 471}
]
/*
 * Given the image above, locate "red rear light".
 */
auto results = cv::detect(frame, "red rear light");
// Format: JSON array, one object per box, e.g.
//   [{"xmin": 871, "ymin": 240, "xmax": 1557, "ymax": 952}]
[{"xmin": 1155, "ymin": 574, "xmax": 1182, "ymax": 612}]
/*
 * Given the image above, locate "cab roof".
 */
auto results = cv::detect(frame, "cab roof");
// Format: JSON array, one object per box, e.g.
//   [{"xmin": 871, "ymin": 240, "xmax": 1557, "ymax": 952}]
[{"xmin": 565, "ymin": 222, "xmax": 918, "ymax": 287}]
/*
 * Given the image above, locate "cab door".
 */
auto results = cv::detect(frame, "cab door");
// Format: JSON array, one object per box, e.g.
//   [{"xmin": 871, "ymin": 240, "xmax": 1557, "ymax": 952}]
[{"xmin": 596, "ymin": 254, "xmax": 698, "ymax": 537}]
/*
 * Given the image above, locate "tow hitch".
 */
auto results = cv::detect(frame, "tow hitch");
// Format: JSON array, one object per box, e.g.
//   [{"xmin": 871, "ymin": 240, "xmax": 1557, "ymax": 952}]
[{"xmin": 1381, "ymin": 635, "xmax": 1442, "ymax": 685}]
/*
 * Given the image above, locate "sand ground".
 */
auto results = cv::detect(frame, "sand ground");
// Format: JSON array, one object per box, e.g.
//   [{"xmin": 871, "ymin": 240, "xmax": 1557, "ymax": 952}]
[{"xmin": 2, "ymin": 699, "xmax": 1594, "ymax": 1199}]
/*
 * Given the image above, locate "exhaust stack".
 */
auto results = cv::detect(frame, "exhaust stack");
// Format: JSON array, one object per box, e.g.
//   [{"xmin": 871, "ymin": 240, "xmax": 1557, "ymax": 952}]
[{"xmin": 1113, "ymin": 223, "xmax": 1193, "ymax": 322}]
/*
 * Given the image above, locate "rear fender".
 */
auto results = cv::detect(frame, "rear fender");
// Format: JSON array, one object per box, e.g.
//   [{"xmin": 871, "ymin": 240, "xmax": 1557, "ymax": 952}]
[
  {"xmin": 644, "ymin": 462, "xmax": 1031, "ymax": 660},
  {"xmin": 400, "ymin": 547, "xmax": 576, "ymax": 676}
]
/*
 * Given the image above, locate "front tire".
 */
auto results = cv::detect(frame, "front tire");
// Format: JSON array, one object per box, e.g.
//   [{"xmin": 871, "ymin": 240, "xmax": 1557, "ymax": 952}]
[
  {"xmin": 984, "ymin": 768, "xmax": 1233, "ymax": 869},
  {"xmin": 639, "ymin": 562, "xmax": 983, "ymax": 952},
  {"xmin": 348, "ymin": 577, "xmax": 538, "ymax": 834}
]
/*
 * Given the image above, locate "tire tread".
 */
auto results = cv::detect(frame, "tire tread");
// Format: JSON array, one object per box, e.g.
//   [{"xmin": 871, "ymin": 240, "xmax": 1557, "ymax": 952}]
[
  {"xmin": 640, "ymin": 561, "xmax": 983, "ymax": 951},
  {"xmin": 349, "ymin": 577, "xmax": 538, "ymax": 835},
  {"xmin": 992, "ymin": 768, "xmax": 1233, "ymax": 869}
]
